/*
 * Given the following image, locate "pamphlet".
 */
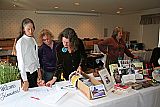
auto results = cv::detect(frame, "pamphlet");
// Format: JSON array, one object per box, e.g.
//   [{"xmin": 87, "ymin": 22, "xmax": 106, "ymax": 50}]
[
  {"xmin": 118, "ymin": 60, "xmax": 131, "ymax": 68},
  {"xmin": 109, "ymin": 64, "xmax": 121, "ymax": 83},
  {"xmin": 132, "ymin": 62, "xmax": 143, "ymax": 70},
  {"xmin": 90, "ymin": 84, "xmax": 106, "ymax": 99},
  {"xmin": 121, "ymin": 74, "xmax": 136, "ymax": 84},
  {"xmin": 99, "ymin": 68, "xmax": 114, "ymax": 91}
]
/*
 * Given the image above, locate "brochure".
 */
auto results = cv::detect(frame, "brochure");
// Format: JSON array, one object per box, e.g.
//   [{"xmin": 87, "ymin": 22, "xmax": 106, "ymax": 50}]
[
  {"xmin": 121, "ymin": 74, "xmax": 136, "ymax": 84},
  {"xmin": 109, "ymin": 64, "xmax": 121, "ymax": 83},
  {"xmin": 90, "ymin": 84, "xmax": 106, "ymax": 99},
  {"xmin": 99, "ymin": 68, "xmax": 114, "ymax": 91},
  {"xmin": 118, "ymin": 60, "xmax": 131, "ymax": 68}
]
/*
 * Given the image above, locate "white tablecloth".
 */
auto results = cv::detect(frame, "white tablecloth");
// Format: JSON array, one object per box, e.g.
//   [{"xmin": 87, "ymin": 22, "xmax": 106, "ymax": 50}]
[
  {"xmin": 1, "ymin": 81, "xmax": 160, "ymax": 107},
  {"xmin": 138, "ymin": 86, "xmax": 160, "ymax": 107}
]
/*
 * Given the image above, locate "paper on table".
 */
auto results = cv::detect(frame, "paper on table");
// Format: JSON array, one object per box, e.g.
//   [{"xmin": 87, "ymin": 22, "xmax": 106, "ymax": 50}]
[
  {"xmin": 24, "ymin": 86, "xmax": 53, "ymax": 103},
  {"xmin": 99, "ymin": 68, "xmax": 114, "ymax": 91},
  {"xmin": 55, "ymin": 81, "xmax": 76, "ymax": 91},
  {"xmin": 28, "ymin": 86, "xmax": 52, "ymax": 97},
  {"xmin": 121, "ymin": 74, "xmax": 136, "ymax": 84},
  {"xmin": 40, "ymin": 89, "xmax": 68, "ymax": 105}
]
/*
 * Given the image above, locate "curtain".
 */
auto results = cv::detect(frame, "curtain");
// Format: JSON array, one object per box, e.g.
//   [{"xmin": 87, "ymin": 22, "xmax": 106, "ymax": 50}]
[{"xmin": 140, "ymin": 13, "xmax": 160, "ymax": 25}]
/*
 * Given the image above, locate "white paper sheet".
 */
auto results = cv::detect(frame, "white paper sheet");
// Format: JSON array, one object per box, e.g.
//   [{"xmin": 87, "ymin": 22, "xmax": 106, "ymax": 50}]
[{"xmin": 40, "ymin": 89, "xmax": 68, "ymax": 105}]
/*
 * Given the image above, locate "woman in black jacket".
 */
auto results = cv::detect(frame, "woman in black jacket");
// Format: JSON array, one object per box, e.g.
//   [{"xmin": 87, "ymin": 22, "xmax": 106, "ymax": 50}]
[{"xmin": 56, "ymin": 27, "xmax": 87, "ymax": 80}]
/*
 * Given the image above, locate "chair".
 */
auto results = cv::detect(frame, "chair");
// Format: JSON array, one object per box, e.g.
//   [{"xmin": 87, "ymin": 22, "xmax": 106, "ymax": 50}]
[
  {"xmin": 150, "ymin": 47, "xmax": 160, "ymax": 67},
  {"xmin": 93, "ymin": 44, "xmax": 101, "ymax": 53},
  {"xmin": 93, "ymin": 44, "xmax": 106, "ymax": 68}
]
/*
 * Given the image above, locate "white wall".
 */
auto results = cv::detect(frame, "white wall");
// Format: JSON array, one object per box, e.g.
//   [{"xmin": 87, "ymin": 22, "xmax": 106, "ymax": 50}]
[
  {"xmin": 101, "ymin": 14, "xmax": 141, "ymax": 42},
  {"xmin": 0, "ymin": 10, "xmax": 103, "ymax": 44},
  {"xmin": 0, "ymin": 10, "xmax": 141, "ymax": 45},
  {"xmin": 0, "ymin": 9, "xmax": 160, "ymax": 48}
]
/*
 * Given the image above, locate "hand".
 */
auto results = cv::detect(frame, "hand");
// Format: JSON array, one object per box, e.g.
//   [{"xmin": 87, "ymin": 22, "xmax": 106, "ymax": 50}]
[
  {"xmin": 154, "ymin": 66, "xmax": 160, "ymax": 70},
  {"xmin": 133, "ymin": 56, "xmax": 139, "ymax": 59},
  {"xmin": 22, "ymin": 81, "xmax": 29, "ymax": 91},
  {"xmin": 37, "ymin": 79, "xmax": 45, "ymax": 86},
  {"xmin": 76, "ymin": 66, "xmax": 83, "ymax": 74},
  {"xmin": 46, "ymin": 77, "xmax": 57, "ymax": 87}
]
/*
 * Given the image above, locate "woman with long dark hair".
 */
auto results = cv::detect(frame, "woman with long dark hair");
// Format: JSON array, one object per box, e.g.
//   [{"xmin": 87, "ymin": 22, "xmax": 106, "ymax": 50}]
[{"xmin": 16, "ymin": 18, "xmax": 42, "ymax": 91}]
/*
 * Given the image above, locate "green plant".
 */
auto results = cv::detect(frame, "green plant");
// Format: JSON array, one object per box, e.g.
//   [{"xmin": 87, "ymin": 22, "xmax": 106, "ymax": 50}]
[{"xmin": 0, "ymin": 62, "xmax": 20, "ymax": 84}]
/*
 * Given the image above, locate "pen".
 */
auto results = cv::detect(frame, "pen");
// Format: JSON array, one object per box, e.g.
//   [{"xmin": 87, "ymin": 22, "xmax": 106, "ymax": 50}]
[{"xmin": 31, "ymin": 96, "xmax": 40, "ymax": 100}]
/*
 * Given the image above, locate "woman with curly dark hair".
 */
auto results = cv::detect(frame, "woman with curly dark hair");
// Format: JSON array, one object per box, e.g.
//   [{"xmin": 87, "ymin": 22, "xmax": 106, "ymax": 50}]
[{"xmin": 56, "ymin": 27, "xmax": 87, "ymax": 80}]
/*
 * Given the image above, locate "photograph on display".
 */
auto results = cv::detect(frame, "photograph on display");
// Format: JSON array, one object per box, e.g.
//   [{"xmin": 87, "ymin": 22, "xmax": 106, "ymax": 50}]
[
  {"xmin": 90, "ymin": 84, "xmax": 106, "ymax": 99},
  {"xmin": 118, "ymin": 60, "xmax": 131, "ymax": 68},
  {"xmin": 118, "ymin": 67, "xmax": 131, "ymax": 75},
  {"xmin": 132, "ymin": 62, "xmax": 143, "ymax": 70},
  {"xmin": 131, "ymin": 62, "xmax": 144, "ymax": 74},
  {"xmin": 118, "ymin": 61, "xmax": 137, "ymax": 75},
  {"xmin": 119, "ymin": 67, "xmax": 136, "ymax": 75},
  {"xmin": 99, "ymin": 68, "xmax": 114, "ymax": 91},
  {"xmin": 109, "ymin": 64, "xmax": 118, "ymax": 76},
  {"xmin": 113, "ymin": 68, "xmax": 121, "ymax": 83},
  {"xmin": 109, "ymin": 64, "xmax": 121, "ymax": 83}
]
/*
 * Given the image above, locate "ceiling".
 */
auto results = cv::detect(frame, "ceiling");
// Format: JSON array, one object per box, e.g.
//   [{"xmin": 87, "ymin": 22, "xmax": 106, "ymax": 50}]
[{"xmin": 0, "ymin": 0, "xmax": 160, "ymax": 15}]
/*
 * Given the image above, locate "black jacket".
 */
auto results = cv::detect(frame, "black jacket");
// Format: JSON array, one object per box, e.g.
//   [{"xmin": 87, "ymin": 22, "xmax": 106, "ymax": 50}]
[
  {"xmin": 56, "ymin": 38, "xmax": 87, "ymax": 80},
  {"xmin": 38, "ymin": 41, "xmax": 58, "ymax": 73}
]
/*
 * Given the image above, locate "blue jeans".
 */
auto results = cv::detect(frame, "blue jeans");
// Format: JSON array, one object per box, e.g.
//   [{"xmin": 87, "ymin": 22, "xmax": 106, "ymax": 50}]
[{"xmin": 42, "ymin": 70, "xmax": 55, "ymax": 83}]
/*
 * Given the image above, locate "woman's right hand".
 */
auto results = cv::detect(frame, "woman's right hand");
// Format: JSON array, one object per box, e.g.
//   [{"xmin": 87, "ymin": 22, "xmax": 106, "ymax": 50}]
[
  {"xmin": 46, "ymin": 77, "xmax": 57, "ymax": 87},
  {"xmin": 37, "ymin": 79, "xmax": 45, "ymax": 86},
  {"xmin": 22, "ymin": 81, "xmax": 29, "ymax": 91}
]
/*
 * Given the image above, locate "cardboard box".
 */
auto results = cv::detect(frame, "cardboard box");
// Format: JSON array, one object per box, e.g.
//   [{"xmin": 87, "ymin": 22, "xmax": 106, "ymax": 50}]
[{"xmin": 71, "ymin": 72, "xmax": 106, "ymax": 100}]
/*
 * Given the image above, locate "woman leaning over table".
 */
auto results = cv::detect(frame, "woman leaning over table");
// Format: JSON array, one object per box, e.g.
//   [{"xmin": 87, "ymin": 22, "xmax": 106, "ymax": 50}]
[
  {"xmin": 16, "ymin": 18, "xmax": 42, "ymax": 91},
  {"xmin": 98, "ymin": 26, "xmax": 139, "ymax": 70},
  {"xmin": 38, "ymin": 29, "xmax": 60, "ymax": 87},
  {"xmin": 56, "ymin": 27, "xmax": 87, "ymax": 80}
]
